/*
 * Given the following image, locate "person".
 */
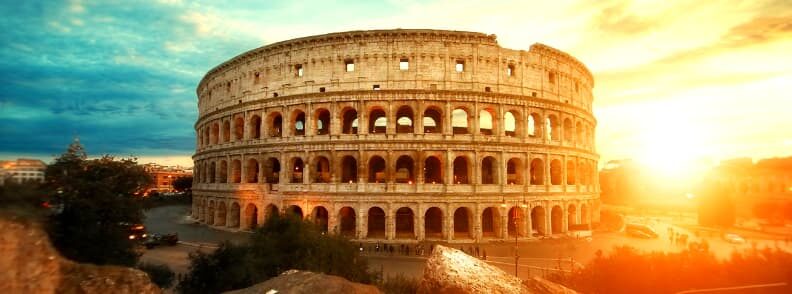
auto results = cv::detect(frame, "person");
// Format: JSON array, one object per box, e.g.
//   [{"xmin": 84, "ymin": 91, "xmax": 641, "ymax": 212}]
[
  {"xmin": 482, "ymin": 249, "xmax": 487, "ymax": 260},
  {"xmin": 476, "ymin": 246, "xmax": 480, "ymax": 257}
]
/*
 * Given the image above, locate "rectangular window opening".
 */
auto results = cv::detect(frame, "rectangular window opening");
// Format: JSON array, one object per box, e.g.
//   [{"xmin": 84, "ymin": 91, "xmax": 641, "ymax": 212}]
[
  {"xmin": 295, "ymin": 64, "xmax": 304, "ymax": 77},
  {"xmin": 455, "ymin": 60, "xmax": 465, "ymax": 72},
  {"xmin": 319, "ymin": 87, "xmax": 326, "ymax": 93},
  {"xmin": 399, "ymin": 58, "xmax": 409, "ymax": 70},
  {"xmin": 484, "ymin": 86, "xmax": 491, "ymax": 92},
  {"xmin": 254, "ymin": 72, "xmax": 260, "ymax": 84},
  {"xmin": 507, "ymin": 64, "xmax": 515, "ymax": 76},
  {"xmin": 373, "ymin": 84, "xmax": 380, "ymax": 90},
  {"xmin": 345, "ymin": 59, "xmax": 355, "ymax": 72},
  {"xmin": 548, "ymin": 72, "xmax": 555, "ymax": 84}
]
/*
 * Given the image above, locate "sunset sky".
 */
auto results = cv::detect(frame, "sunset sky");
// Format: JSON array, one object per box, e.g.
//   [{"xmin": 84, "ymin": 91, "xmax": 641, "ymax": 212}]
[{"xmin": 0, "ymin": 0, "xmax": 790, "ymax": 174}]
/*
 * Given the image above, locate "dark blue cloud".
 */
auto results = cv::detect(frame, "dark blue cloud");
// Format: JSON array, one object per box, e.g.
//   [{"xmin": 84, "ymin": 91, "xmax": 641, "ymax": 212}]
[{"xmin": 0, "ymin": 1, "xmax": 260, "ymax": 160}]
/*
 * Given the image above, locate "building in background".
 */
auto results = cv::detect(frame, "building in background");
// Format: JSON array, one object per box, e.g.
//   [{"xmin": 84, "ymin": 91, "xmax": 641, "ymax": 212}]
[
  {"xmin": 142, "ymin": 163, "xmax": 192, "ymax": 195},
  {"xmin": 707, "ymin": 157, "xmax": 792, "ymax": 223},
  {"xmin": 0, "ymin": 158, "xmax": 46, "ymax": 185}
]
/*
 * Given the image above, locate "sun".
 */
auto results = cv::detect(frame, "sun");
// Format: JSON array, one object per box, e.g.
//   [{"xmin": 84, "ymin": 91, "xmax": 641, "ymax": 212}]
[{"xmin": 634, "ymin": 116, "xmax": 711, "ymax": 180}]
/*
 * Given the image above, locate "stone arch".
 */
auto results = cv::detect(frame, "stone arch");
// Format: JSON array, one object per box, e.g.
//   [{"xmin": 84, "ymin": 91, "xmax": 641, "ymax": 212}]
[
  {"xmin": 481, "ymin": 207, "xmax": 501, "ymax": 238},
  {"xmin": 292, "ymin": 109, "xmax": 306, "ymax": 136},
  {"xmin": 290, "ymin": 157, "xmax": 304, "ymax": 183},
  {"xmin": 507, "ymin": 157, "xmax": 523, "ymax": 185},
  {"xmin": 453, "ymin": 156, "xmax": 471, "ymax": 184},
  {"xmin": 367, "ymin": 206, "xmax": 386, "ymax": 238},
  {"xmin": 246, "ymin": 158, "xmax": 259, "ymax": 183},
  {"xmin": 395, "ymin": 207, "xmax": 415, "ymax": 239},
  {"xmin": 395, "ymin": 155, "xmax": 415, "ymax": 183},
  {"xmin": 423, "ymin": 106, "xmax": 443, "ymax": 133},
  {"xmin": 244, "ymin": 203, "xmax": 258, "ymax": 230},
  {"xmin": 209, "ymin": 161, "xmax": 217, "ymax": 183},
  {"xmin": 395, "ymin": 105, "xmax": 414, "ymax": 133},
  {"xmin": 424, "ymin": 156, "xmax": 443, "ymax": 184},
  {"xmin": 551, "ymin": 205, "xmax": 563, "ymax": 234},
  {"xmin": 267, "ymin": 112, "xmax": 283, "ymax": 137},
  {"xmin": 480, "ymin": 156, "xmax": 497, "ymax": 184},
  {"xmin": 314, "ymin": 108, "xmax": 331, "ymax": 135},
  {"xmin": 563, "ymin": 117, "xmax": 573, "ymax": 142},
  {"xmin": 369, "ymin": 107, "xmax": 387, "ymax": 134},
  {"xmin": 550, "ymin": 159, "xmax": 562, "ymax": 185},
  {"xmin": 575, "ymin": 121, "xmax": 583, "ymax": 143},
  {"xmin": 231, "ymin": 159, "xmax": 241, "ymax": 183},
  {"xmin": 286, "ymin": 205, "xmax": 303, "ymax": 219},
  {"xmin": 264, "ymin": 157, "xmax": 280, "ymax": 183},
  {"xmin": 219, "ymin": 160, "xmax": 228, "ymax": 183},
  {"xmin": 216, "ymin": 202, "xmax": 227, "ymax": 226},
  {"xmin": 312, "ymin": 206, "xmax": 329, "ymax": 232},
  {"xmin": 424, "ymin": 207, "xmax": 443, "ymax": 239},
  {"xmin": 368, "ymin": 155, "xmax": 386, "ymax": 183},
  {"xmin": 339, "ymin": 206, "xmax": 356, "ymax": 237},
  {"xmin": 249, "ymin": 114, "xmax": 261, "ymax": 139},
  {"xmin": 580, "ymin": 203, "xmax": 589, "ymax": 226},
  {"xmin": 507, "ymin": 206, "xmax": 525, "ymax": 237},
  {"xmin": 229, "ymin": 202, "xmax": 241, "ymax": 228},
  {"xmin": 222, "ymin": 120, "xmax": 231, "ymax": 142},
  {"xmin": 207, "ymin": 200, "xmax": 215, "ymax": 225},
  {"xmin": 546, "ymin": 114, "xmax": 559, "ymax": 141},
  {"xmin": 528, "ymin": 113, "xmax": 542, "ymax": 138},
  {"xmin": 265, "ymin": 204, "xmax": 280, "ymax": 220},
  {"xmin": 568, "ymin": 203, "xmax": 577, "ymax": 226},
  {"xmin": 234, "ymin": 116, "xmax": 244, "ymax": 141},
  {"xmin": 567, "ymin": 160, "xmax": 576, "ymax": 185},
  {"xmin": 341, "ymin": 107, "xmax": 358, "ymax": 134},
  {"xmin": 340, "ymin": 155, "xmax": 358, "ymax": 183},
  {"xmin": 504, "ymin": 110, "xmax": 519, "ymax": 137},
  {"xmin": 479, "ymin": 108, "xmax": 496, "ymax": 135},
  {"xmin": 531, "ymin": 206, "xmax": 546, "ymax": 236},
  {"xmin": 211, "ymin": 122, "xmax": 219, "ymax": 144},
  {"xmin": 453, "ymin": 207, "xmax": 474, "ymax": 239},
  {"xmin": 312, "ymin": 156, "xmax": 331, "ymax": 183},
  {"xmin": 451, "ymin": 107, "xmax": 470, "ymax": 134}
]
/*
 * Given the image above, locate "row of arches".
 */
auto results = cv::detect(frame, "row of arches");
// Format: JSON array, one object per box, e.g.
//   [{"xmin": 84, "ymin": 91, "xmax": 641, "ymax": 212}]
[
  {"xmin": 194, "ymin": 154, "xmax": 597, "ymax": 187},
  {"xmin": 193, "ymin": 198, "xmax": 592, "ymax": 240},
  {"xmin": 198, "ymin": 104, "xmax": 594, "ymax": 147}
]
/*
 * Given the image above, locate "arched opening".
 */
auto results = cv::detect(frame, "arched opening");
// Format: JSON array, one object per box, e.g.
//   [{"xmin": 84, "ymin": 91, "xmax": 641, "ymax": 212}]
[
  {"xmin": 312, "ymin": 206, "xmax": 329, "ymax": 232},
  {"xmin": 291, "ymin": 157, "xmax": 304, "ymax": 183},
  {"xmin": 396, "ymin": 106, "xmax": 414, "ymax": 133},
  {"xmin": 313, "ymin": 156, "xmax": 331, "ymax": 183},
  {"xmin": 286, "ymin": 205, "xmax": 303, "ymax": 220},
  {"xmin": 211, "ymin": 123, "xmax": 219, "ymax": 144},
  {"xmin": 580, "ymin": 204, "xmax": 589, "ymax": 226},
  {"xmin": 424, "ymin": 156, "xmax": 443, "ymax": 184},
  {"xmin": 423, "ymin": 107, "xmax": 442, "ymax": 133},
  {"xmin": 507, "ymin": 158, "xmax": 523, "ymax": 185},
  {"xmin": 265, "ymin": 204, "xmax": 279, "ymax": 220},
  {"xmin": 546, "ymin": 115, "xmax": 559, "ymax": 141},
  {"xmin": 531, "ymin": 206, "xmax": 546, "ymax": 236},
  {"xmin": 563, "ymin": 118, "xmax": 573, "ymax": 142},
  {"xmin": 550, "ymin": 159, "xmax": 562, "ymax": 185},
  {"xmin": 246, "ymin": 158, "xmax": 259, "ymax": 183},
  {"xmin": 234, "ymin": 117, "xmax": 244, "ymax": 141},
  {"xmin": 207, "ymin": 201, "xmax": 215, "ymax": 225},
  {"xmin": 216, "ymin": 202, "xmax": 227, "ymax": 226},
  {"xmin": 508, "ymin": 207, "xmax": 525, "ymax": 237},
  {"xmin": 341, "ymin": 108, "xmax": 358, "ymax": 134},
  {"xmin": 551, "ymin": 205, "xmax": 563, "ymax": 234},
  {"xmin": 244, "ymin": 203, "xmax": 258, "ymax": 230},
  {"xmin": 368, "ymin": 156, "xmax": 386, "ymax": 183},
  {"xmin": 341, "ymin": 156, "xmax": 357, "ymax": 183},
  {"xmin": 269, "ymin": 113, "xmax": 283, "ymax": 137},
  {"xmin": 586, "ymin": 126, "xmax": 593, "ymax": 146},
  {"xmin": 339, "ymin": 207, "xmax": 356, "ymax": 237},
  {"xmin": 479, "ymin": 109, "xmax": 494, "ymax": 135},
  {"xmin": 219, "ymin": 160, "xmax": 228, "ymax": 183},
  {"xmin": 481, "ymin": 207, "xmax": 500, "ymax": 238},
  {"xmin": 369, "ymin": 108, "xmax": 387, "ymax": 134},
  {"xmin": 504, "ymin": 111, "xmax": 517, "ymax": 137},
  {"xmin": 231, "ymin": 160, "xmax": 241, "ymax": 183},
  {"xmin": 229, "ymin": 202, "xmax": 240, "ymax": 228},
  {"xmin": 315, "ymin": 108, "xmax": 331, "ymax": 135},
  {"xmin": 367, "ymin": 207, "xmax": 386, "ymax": 238},
  {"xmin": 249, "ymin": 115, "xmax": 261, "ymax": 139},
  {"xmin": 576, "ymin": 121, "xmax": 583, "ymax": 143},
  {"xmin": 424, "ymin": 207, "xmax": 443, "ymax": 239},
  {"xmin": 568, "ymin": 204, "xmax": 577, "ymax": 226},
  {"xmin": 453, "ymin": 207, "xmax": 474, "ymax": 239},
  {"xmin": 453, "ymin": 156, "xmax": 469, "ymax": 184},
  {"xmin": 481, "ymin": 156, "xmax": 497, "ymax": 184},
  {"xmin": 530, "ymin": 158, "xmax": 544, "ymax": 185},
  {"xmin": 293, "ymin": 110, "xmax": 306, "ymax": 136},
  {"xmin": 567, "ymin": 160, "xmax": 576, "ymax": 185},
  {"xmin": 452, "ymin": 108, "xmax": 469, "ymax": 134},
  {"xmin": 209, "ymin": 162, "xmax": 216, "ymax": 183},
  {"xmin": 222, "ymin": 120, "xmax": 231, "ymax": 142},
  {"xmin": 264, "ymin": 158, "xmax": 280, "ymax": 183},
  {"xmin": 395, "ymin": 155, "xmax": 415, "ymax": 183},
  {"xmin": 395, "ymin": 207, "xmax": 415, "ymax": 239}
]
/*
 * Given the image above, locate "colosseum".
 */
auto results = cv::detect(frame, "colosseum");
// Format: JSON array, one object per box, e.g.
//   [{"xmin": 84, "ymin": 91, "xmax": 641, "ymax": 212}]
[{"xmin": 192, "ymin": 29, "xmax": 599, "ymax": 243}]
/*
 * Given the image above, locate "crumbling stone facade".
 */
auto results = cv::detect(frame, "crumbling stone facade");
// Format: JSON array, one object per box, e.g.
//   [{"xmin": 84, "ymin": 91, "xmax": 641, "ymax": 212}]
[{"xmin": 192, "ymin": 29, "xmax": 600, "ymax": 242}]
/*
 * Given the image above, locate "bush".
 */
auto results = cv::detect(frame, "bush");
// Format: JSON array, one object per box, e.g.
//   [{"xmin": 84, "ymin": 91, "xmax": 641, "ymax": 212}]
[
  {"xmin": 137, "ymin": 262, "xmax": 175, "ymax": 289},
  {"xmin": 377, "ymin": 274, "xmax": 419, "ymax": 294}
]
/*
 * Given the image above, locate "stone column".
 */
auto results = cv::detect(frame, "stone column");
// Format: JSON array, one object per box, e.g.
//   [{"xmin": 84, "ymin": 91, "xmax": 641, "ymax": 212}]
[
  {"xmin": 279, "ymin": 153, "xmax": 287, "ymax": 184},
  {"xmin": 562, "ymin": 204, "xmax": 568, "ymax": 233},
  {"xmin": 417, "ymin": 207, "xmax": 425, "ymax": 241},
  {"xmin": 500, "ymin": 207, "xmax": 508, "ymax": 239},
  {"xmin": 525, "ymin": 206, "xmax": 532, "ymax": 238},
  {"xmin": 416, "ymin": 102, "xmax": 424, "ymax": 134},
  {"xmin": 386, "ymin": 102, "xmax": 395, "ymax": 135},
  {"xmin": 443, "ymin": 102, "xmax": 451, "ymax": 135},
  {"xmin": 446, "ymin": 150, "xmax": 454, "ymax": 185},
  {"xmin": 359, "ymin": 105, "xmax": 368, "ymax": 135},
  {"xmin": 473, "ymin": 205, "xmax": 482, "ymax": 241},
  {"xmin": 545, "ymin": 202, "xmax": 553, "ymax": 235},
  {"xmin": 386, "ymin": 212, "xmax": 394, "ymax": 240},
  {"xmin": 358, "ymin": 209, "xmax": 366, "ymax": 240},
  {"xmin": 303, "ymin": 153, "xmax": 311, "ymax": 185}
]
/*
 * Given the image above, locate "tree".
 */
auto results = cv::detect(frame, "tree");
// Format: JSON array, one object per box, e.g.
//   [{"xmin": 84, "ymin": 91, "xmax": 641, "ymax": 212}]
[
  {"xmin": 46, "ymin": 139, "xmax": 153, "ymax": 266},
  {"xmin": 172, "ymin": 176, "xmax": 193, "ymax": 193}
]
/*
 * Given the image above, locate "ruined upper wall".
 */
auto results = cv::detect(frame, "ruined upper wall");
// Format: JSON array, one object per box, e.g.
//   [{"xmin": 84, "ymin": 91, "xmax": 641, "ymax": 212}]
[{"xmin": 196, "ymin": 29, "xmax": 595, "ymax": 116}]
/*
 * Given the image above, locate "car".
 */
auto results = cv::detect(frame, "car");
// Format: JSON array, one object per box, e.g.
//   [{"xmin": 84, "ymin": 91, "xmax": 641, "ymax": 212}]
[
  {"xmin": 122, "ymin": 223, "xmax": 147, "ymax": 241},
  {"xmin": 144, "ymin": 233, "xmax": 179, "ymax": 249},
  {"xmin": 625, "ymin": 223, "xmax": 659, "ymax": 239},
  {"xmin": 723, "ymin": 233, "xmax": 745, "ymax": 244},
  {"xmin": 627, "ymin": 229, "xmax": 654, "ymax": 239}
]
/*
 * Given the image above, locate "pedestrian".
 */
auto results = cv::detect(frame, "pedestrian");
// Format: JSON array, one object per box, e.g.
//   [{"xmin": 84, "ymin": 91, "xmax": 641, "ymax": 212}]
[
  {"xmin": 482, "ymin": 249, "xmax": 487, "ymax": 260},
  {"xmin": 476, "ymin": 246, "xmax": 480, "ymax": 257}
]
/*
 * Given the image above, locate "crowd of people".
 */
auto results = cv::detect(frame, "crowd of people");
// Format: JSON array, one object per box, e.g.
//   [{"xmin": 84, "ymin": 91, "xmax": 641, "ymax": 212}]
[{"xmin": 358, "ymin": 242, "xmax": 488, "ymax": 260}]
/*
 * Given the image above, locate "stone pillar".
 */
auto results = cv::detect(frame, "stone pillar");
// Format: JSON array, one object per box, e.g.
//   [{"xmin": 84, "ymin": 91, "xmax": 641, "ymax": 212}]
[
  {"xmin": 279, "ymin": 153, "xmax": 287, "ymax": 184},
  {"xmin": 386, "ymin": 102, "xmax": 395, "ymax": 135},
  {"xmin": 303, "ymin": 153, "xmax": 311, "ymax": 185},
  {"xmin": 446, "ymin": 209, "xmax": 453, "ymax": 242},
  {"xmin": 446, "ymin": 151, "xmax": 454, "ymax": 185},
  {"xmin": 328, "ymin": 213, "xmax": 339, "ymax": 236},
  {"xmin": 358, "ymin": 209, "xmax": 366, "ymax": 240},
  {"xmin": 562, "ymin": 204, "xmax": 568, "ymax": 233},
  {"xmin": 500, "ymin": 207, "xmax": 508, "ymax": 239},
  {"xmin": 359, "ymin": 106, "xmax": 368, "ymax": 135},
  {"xmin": 416, "ymin": 102, "xmax": 424, "ymax": 134},
  {"xmin": 443, "ymin": 102, "xmax": 451, "ymax": 135},
  {"xmin": 524, "ymin": 206, "xmax": 531, "ymax": 238},
  {"xmin": 386, "ymin": 213, "xmax": 394, "ymax": 240},
  {"xmin": 416, "ymin": 150, "xmax": 425, "ymax": 184},
  {"xmin": 473, "ymin": 205, "xmax": 482, "ymax": 241},
  {"xmin": 545, "ymin": 202, "xmax": 553, "ymax": 235},
  {"xmin": 417, "ymin": 208, "xmax": 425, "ymax": 241}
]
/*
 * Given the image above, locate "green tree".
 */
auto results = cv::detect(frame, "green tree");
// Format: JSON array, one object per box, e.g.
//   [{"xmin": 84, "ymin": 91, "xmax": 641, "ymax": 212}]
[
  {"xmin": 172, "ymin": 176, "xmax": 193, "ymax": 193},
  {"xmin": 46, "ymin": 139, "xmax": 153, "ymax": 266},
  {"xmin": 0, "ymin": 180, "xmax": 48, "ymax": 220}
]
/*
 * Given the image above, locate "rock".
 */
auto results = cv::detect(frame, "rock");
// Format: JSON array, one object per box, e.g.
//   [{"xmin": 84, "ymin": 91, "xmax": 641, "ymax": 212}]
[
  {"xmin": 0, "ymin": 217, "xmax": 161, "ymax": 294},
  {"xmin": 417, "ymin": 245, "xmax": 577, "ymax": 294},
  {"xmin": 225, "ymin": 270, "xmax": 381, "ymax": 294}
]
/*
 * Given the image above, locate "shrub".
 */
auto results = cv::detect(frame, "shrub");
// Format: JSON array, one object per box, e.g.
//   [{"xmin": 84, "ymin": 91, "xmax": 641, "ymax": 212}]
[{"xmin": 137, "ymin": 262, "xmax": 175, "ymax": 289}]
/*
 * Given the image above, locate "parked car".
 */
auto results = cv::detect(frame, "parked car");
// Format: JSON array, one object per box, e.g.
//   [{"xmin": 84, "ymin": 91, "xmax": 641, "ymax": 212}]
[
  {"xmin": 122, "ymin": 223, "xmax": 147, "ymax": 241},
  {"xmin": 723, "ymin": 233, "xmax": 745, "ymax": 244},
  {"xmin": 144, "ymin": 233, "xmax": 179, "ymax": 249},
  {"xmin": 625, "ymin": 223, "xmax": 658, "ymax": 239}
]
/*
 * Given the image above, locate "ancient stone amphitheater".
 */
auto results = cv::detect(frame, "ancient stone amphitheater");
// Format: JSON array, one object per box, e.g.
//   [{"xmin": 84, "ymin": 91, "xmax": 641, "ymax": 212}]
[{"xmin": 192, "ymin": 29, "xmax": 599, "ymax": 243}]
